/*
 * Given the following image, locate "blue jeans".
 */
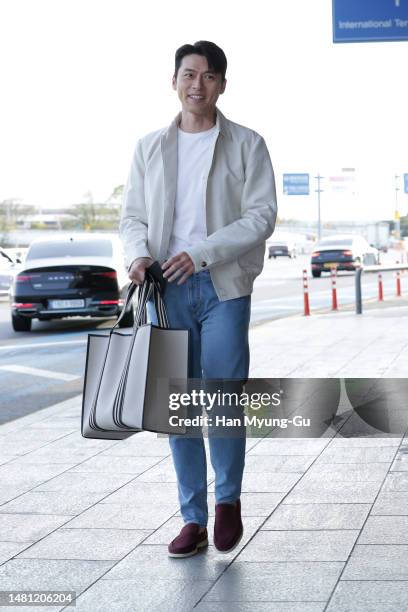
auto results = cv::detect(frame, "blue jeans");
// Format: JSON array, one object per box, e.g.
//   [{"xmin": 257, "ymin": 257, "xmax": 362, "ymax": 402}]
[{"xmin": 147, "ymin": 269, "xmax": 250, "ymax": 527}]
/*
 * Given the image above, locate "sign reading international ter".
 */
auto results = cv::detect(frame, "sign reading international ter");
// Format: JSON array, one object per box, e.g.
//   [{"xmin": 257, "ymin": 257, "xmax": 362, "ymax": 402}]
[
  {"xmin": 333, "ymin": 0, "xmax": 408, "ymax": 43},
  {"xmin": 283, "ymin": 174, "xmax": 310, "ymax": 196}
]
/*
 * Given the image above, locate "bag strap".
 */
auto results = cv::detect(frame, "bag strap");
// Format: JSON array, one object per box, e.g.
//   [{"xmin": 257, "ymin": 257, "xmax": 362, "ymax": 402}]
[{"xmin": 111, "ymin": 272, "xmax": 169, "ymax": 333}]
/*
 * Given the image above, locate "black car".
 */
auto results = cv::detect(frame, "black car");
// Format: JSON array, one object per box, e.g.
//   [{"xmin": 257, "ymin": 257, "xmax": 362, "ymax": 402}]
[
  {"xmin": 310, "ymin": 235, "xmax": 379, "ymax": 278},
  {"xmin": 10, "ymin": 234, "xmax": 134, "ymax": 331}
]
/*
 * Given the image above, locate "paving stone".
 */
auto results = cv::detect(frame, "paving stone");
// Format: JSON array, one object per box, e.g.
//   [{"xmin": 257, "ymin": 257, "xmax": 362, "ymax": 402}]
[
  {"xmin": 65, "ymin": 502, "xmax": 177, "ymax": 530},
  {"xmin": 0, "ymin": 464, "xmax": 75, "ymax": 489},
  {"xmin": 315, "ymin": 446, "xmax": 397, "ymax": 464},
  {"xmin": 248, "ymin": 439, "xmax": 330, "ymax": 456},
  {"xmin": 243, "ymin": 454, "xmax": 315, "ymax": 473},
  {"xmin": 203, "ymin": 561, "xmax": 344, "ymax": 602},
  {"xmin": 305, "ymin": 462, "xmax": 390, "ymax": 482},
  {"xmin": 326, "ymin": 580, "xmax": 408, "ymax": 612},
  {"xmin": 208, "ymin": 472, "xmax": 301, "ymax": 494},
  {"xmin": 17, "ymin": 528, "xmax": 151, "ymax": 560},
  {"xmin": 0, "ymin": 455, "xmax": 19, "ymax": 466},
  {"xmin": 358, "ymin": 516, "xmax": 408, "ymax": 544},
  {"xmin": 263, "ymin": 503, "xmax": 370, "ymax": 530},
  {"xmin": 10, "ymin": 447, "xmax": 108, "ymax": 465},
  {"xmin": 104, "ymin": 543, "xmax": 231, "ymax": 581},
  {"xmin": 0, "ymin": 542, "xmax": 35, "ymax": 564},
  {"xmin": 34, "ymin": 471, "xmax": 137, "ymax": 493},
  {"xmin": 238, "ymin": 529, "xmax": 358, "ymax": 562},
  {"xmin": 195, "ymin": 604, "xmax": 326, "ymax": 612},
  {"xmin": 134, "ymin": 464, "xmax": 177, "ymax": 485},
  {"xmin": 102, "ymin": 481, "xmax": 179, "ymax": 506},
  {"xmin": 0, "ymin": 490, "xmax": 108, "ymax": 516},
  {"xmin": 100, "ymin": 437, "xmax": 171, "ymax": 457},
  {"xmin": 328, "ymin": 437, "xmax": 401, "ymax": 448},
  {"xmin": 382, "ymin": 472, "xmax": 408, "ymax": 491},
  {"xmin": 0, "ymin": 558, "xmax": 113, "ymax": 591},
  {"xmin": 0, "ymin": 486, "xmax": 36, "ymax": 506},
  {"xmin": 0, "ymin": 428, "xmax": 71, "ymax": 442},
  {"xmin": 73, "ymin": 578, "xmax": 212, "ymax": 612},
  {"xmin": 284, "ymin": 480, "xmax": 380, "ymax": 504},
  {"xmin": 69, "ymin": 455, "xmax": 164, "ymax": 474},
  {"xmin": 342, "ymin": 544, "xmax": 408, "ymax": 580},
  {"xmin": 390, "ymin": 452, "xmax": 408, "ymax": 471},
  {"xmin": 46, "ymin": 435, "xmax": 117, "ymax": 452},
  {"xmin": 371, "ymin": 491, "xmax": 408, "ymax": 515},
  {"xmin": 0, "ymin": 439, "xmax": 56, "ymax": 455},
  {"xmin": 0, "ymin": 514, "xmax": 71, "ymax": 543}
]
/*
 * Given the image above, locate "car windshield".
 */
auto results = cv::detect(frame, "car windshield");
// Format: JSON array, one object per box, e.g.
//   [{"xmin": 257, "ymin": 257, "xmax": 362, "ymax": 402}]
[
  {"xmin": 318, "ymin": 239, "xmax": 353, "ymax": 247},
  {"xmin": 26, "ymin": 240, "xmax": 113, "ymax": 260}
]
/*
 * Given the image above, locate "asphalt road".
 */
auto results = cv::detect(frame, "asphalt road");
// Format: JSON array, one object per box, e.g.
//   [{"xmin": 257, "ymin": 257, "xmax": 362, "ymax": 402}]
[{"xmin": 0, "ymin": 250, "xmax": 404, "ymax": 423}]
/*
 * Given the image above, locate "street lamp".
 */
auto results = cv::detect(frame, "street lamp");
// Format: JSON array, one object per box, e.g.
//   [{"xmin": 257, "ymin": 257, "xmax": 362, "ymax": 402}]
[{"xmin": 395, "ymin": 174, "xmax": 400, "ymax": 239}]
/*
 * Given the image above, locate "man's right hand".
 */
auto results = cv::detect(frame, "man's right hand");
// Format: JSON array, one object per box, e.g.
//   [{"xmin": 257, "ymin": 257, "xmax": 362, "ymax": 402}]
[{"xmin": 127, "ymin": 257, "xmax": 154, "ymax": 285}]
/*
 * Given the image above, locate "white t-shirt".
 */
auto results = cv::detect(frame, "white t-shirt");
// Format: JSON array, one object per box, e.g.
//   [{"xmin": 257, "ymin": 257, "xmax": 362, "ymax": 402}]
[{"xmin": 167, "ymin": 125, "xmax": 218, "ymax": 259}]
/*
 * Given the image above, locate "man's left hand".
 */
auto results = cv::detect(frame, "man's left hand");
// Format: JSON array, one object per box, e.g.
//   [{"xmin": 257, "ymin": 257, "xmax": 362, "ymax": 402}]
[{"xmin": 162, "ymin": 252, "xmax": 195, "ymax": 284}]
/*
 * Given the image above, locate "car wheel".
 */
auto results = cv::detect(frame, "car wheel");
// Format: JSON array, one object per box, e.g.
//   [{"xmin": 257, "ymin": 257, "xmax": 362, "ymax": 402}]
[
  {"xmin": 312, "ymin": 270, "xmax": 321, "ymax": 278},
  {"xmin": 12, "ymin": 314, "xmax": 32, "ymax": 332},
  {"xmin": 118, "ymin": 308, "xmax": 134, "ymax": 328}
]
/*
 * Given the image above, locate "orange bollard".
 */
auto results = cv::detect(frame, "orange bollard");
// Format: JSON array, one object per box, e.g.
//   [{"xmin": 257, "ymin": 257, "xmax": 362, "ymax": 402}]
[
  {"xmin": 378, "ymin": 273, "xmax": 383, "ymax": 301},
  {"xmin": 396, "ymin": 262, "xmax": 402, "ymax": 297},
  {"xmin": 331, "ymin": 268, "xmax": 338, "ymax": 311},
  {"xmin": 303, "ymin": 269, "xmax": 310, "ymax": 316}
]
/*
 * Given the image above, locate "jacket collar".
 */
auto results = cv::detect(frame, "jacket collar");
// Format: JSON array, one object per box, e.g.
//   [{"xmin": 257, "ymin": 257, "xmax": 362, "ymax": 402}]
[{"xmin": 164, "ymin": 106, "xmax": 231, "ymax": 141}]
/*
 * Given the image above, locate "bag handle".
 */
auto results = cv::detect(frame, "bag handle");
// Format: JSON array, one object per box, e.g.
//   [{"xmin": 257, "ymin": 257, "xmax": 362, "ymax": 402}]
[{"xmin": 112, "ymin": 270, "xmax": 169, "ymax": 333}]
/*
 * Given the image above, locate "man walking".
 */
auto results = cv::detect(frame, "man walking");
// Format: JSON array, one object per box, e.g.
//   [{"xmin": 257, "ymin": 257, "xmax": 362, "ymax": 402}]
[{"xmin": 120, "ymin": 41, "xmax": 277, "ymax": 557}]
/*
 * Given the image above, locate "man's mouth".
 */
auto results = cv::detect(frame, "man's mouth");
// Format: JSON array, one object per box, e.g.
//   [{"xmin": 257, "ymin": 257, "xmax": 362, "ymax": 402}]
[{"xmin": 188, "ymin": 95, "xmax": 205, "ymax": 101}]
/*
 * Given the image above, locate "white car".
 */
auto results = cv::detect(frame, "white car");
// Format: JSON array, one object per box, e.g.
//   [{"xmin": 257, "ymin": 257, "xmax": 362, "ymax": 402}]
[
  {"xmin": 0, "ymin": 247, "xmax": 21, "ymax": 294},
  {"xmin": 311, "ymin": 234, "xmax": 379, "ymax": 278}
]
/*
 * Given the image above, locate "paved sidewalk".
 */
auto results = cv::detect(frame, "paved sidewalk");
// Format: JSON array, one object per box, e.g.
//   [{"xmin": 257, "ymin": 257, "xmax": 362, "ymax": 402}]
[
  {"xmin": 0, "ymin": 305, "xmax": 407, "ymax": 611},
  {"xmin": 250, "ymin": 304, "xmax": 408, "ymax": 378}
]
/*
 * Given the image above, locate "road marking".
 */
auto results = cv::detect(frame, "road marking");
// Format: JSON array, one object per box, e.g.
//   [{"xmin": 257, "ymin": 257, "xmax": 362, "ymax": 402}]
[
  {"xmin": 0, "ymin": 365, "xmax": 81, "ymax": 381},
  {"xmin": 0, "ymin": 339, "xmax": 87, "ymax": 351}
]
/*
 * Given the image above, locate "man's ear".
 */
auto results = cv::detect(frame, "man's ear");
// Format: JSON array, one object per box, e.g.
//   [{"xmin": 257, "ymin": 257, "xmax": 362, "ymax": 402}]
[
  {"xmin": 172, "ymin": 75, "xmax": 177, "ymax": 90},
  {"xmin": 220, "ymin": 78, "xmax": 227, "ymax": 94}
]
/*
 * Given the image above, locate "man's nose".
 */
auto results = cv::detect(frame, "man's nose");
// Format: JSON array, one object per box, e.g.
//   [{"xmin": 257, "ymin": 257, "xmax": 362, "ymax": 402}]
[{"xmin": 192, "ymin": 76, "xmax": 204, "ymax": 89}]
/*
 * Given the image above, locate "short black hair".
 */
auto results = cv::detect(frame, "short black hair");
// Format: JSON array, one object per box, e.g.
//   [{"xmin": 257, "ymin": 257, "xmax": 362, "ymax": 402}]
[{"xmin": 174, "ymin": 41, "xmax": 227, "ymax": 82}]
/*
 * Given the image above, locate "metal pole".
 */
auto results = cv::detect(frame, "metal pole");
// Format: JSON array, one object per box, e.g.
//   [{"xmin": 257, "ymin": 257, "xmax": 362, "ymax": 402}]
[
  {"xmin": 395, "ymin": 174, "xmax": 400, "ymax": 240},
  {"xmin": 315, "ymin": 174, "xmax": 323, "ymax": 241},
  {"xmin": 355, "ymin": 268, "xmax": 363, "ymax": 314}
]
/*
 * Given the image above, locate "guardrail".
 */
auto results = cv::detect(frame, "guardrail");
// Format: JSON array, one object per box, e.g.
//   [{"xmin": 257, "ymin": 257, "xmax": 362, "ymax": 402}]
[{"xmin": 355, "ymin": 264, "xmax": 408, "ymax": 314}]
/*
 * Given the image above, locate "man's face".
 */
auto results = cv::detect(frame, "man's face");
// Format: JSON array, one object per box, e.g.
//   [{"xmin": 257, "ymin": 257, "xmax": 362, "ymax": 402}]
[{"xmin": 172, "ymin": 54, "xmax": 226, "ymax": 116}]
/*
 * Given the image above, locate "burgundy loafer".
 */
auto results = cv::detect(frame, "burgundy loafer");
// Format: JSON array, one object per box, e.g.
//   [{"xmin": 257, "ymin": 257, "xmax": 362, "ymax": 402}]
[
  {"xmin": 214, "ymin": 499, "xmax": 243, "ymax": 553},
  {"xmin": 168, "ymin": 523, "xmax": 208, "ymax": 558}
]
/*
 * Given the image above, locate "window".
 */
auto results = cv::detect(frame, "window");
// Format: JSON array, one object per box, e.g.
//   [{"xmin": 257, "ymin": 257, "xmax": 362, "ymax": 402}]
[{"xmin": 26, "ymin": 240, "xmax": 113, "ymax": 260}]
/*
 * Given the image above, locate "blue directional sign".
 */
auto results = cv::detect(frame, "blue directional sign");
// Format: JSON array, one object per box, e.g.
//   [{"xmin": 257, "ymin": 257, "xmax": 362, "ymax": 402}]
[
  {"xmin": 404, "ymin": 173, "xmax": 408, "ymax": 194},
  {"xmin": 283, "ymin": 174, "xmax": 309, "ymax": 196},
  {"xmin": 333, "ymin": 0, "xmax": 408, "ymax": 43}
]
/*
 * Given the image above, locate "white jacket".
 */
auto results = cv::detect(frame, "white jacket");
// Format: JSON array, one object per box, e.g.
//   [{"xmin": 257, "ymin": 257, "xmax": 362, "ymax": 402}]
[{"xmin": 120, "ymin": 107, "xmax": 277, "ymax": 301}]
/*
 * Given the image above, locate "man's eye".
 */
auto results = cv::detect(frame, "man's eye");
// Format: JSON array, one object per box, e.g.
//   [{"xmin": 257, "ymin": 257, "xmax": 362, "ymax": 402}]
[{"xmin": 205, "ymin": 75, "xmax": 215, "ymax": 80}]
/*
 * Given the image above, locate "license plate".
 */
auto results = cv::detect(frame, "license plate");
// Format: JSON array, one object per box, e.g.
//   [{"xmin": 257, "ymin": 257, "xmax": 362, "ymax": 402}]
[
  {"xmin": 324, "ymin": 263, "xmax": 338, "ymax": 269},
  {"xmin": 274, "ymin": 250, "xmax": 283, "ymax": 254},
  {"xmin": 49, "ymin": 299, "xmax": 85, "ymax": 309}
]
